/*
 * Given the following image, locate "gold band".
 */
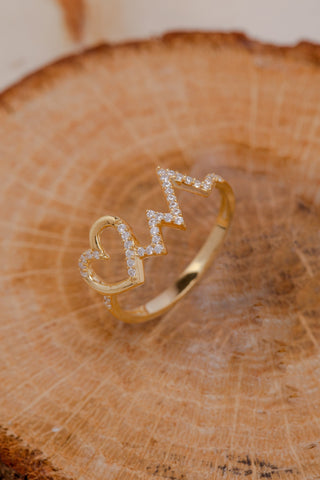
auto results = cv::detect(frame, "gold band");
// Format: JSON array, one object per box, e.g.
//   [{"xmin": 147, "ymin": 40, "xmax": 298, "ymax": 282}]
[{"xmin": 79, "ymin": 167, "xmax": 235, "ymax": 323}]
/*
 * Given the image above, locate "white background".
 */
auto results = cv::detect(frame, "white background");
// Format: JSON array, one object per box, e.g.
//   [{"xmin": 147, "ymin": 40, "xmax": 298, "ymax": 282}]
[{"xmin": 0, "ymin": 0, "xmax": 319, "ymax": 91}]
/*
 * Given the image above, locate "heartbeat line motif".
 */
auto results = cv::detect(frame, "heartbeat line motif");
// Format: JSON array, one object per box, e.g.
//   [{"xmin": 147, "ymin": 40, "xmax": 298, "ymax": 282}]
[{"xmin": 78, "ymin": 167, "xmax": 224, "ymax": 308}]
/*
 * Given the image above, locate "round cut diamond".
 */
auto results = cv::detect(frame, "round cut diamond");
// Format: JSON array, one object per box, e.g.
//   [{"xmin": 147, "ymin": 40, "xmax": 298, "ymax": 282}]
[
  {"xmin": 128, "ymin": 268, "xmax": 136, "ymax": 277},
  {"xmin": 185, "ymin": 176, "xmax": 193, "ymax": 185},
  {"xmin": 126, "ymin": 249, "xmax": 134, "ymax": 257},
  {"xmin": 121, "ymin": 231, "xmax": 131, "ymax": 240},
  {"xmin": 164, "ymin": 213, "xmax": 172, "ymax": 222},
  {"xmin": 202, "ymin": 182, "xmax": 210, "ymax": 191},
  {"xmin": 150, "ymin": 226, "xmax": 159, "ymax": 235},
  {"xmin": 175, "ymin": 217, "xmax": 184, "ymax": 225},
  {"xmin": 103, "ymin": 296, "xmax": 112, "ymax": 309},
  {"xmin": 154, "ymin": 244, "xmax": 164, "ymax": 254},
  {"xmin": 117, "ymin": 224, "xmax": 127, "ymax": 232},
  {"xmin": 175, "ymin": 173, "xmax": 183, "ymax": 182},
  {"xmin": 137, "ymin": 247, "xmax": 145, "ymax": 256},
  {"xmin": 146, "ymin": 246, "xmax": 153, "ymax": 255},
  {"xmin": 152, "ymin": 234, "xmax": 161, "ymax": 243},
  {"xmin": 124, "ymin": 240, "xmax": 134, "ymax": 248},
  {"xmin": 146, "ymin": 210, "xmax": 155, "ymax": 218},
  {"xmin": 194, "ymin": 180, "xmax": 201, "ymax": 188},
  {"xmin": 149, "ymin": 218, "xmax": 157, "ymax": 226},
  {"xmin": 127, "ymin": 258, "xmax": 135, "ymax": 267}
]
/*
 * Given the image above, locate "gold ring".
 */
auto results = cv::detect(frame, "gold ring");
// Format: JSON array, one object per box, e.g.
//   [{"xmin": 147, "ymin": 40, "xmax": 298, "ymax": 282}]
[{"xmin": 79, "ymin": 167, "xmax": 235, "ymax": 323}]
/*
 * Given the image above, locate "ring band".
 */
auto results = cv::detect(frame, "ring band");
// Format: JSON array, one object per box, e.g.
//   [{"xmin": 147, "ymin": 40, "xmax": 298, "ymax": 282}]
[{"xmin": 79, "ymin": 167, "xmax": 235, "ymax": 323}]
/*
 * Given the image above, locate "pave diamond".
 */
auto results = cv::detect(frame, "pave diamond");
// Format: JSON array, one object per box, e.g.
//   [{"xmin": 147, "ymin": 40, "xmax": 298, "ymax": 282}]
[
  {"xmin": 121, "ymin": 231, "xmax": 131, "ymax": 240},
  {"xmin": 146, "ymin": 246, "xmax": 153, "ymax": 255},
  {"xmin": 137, "ymin": 247, "xmax": 145, "ymax": 257},
  {"xmin": 152, "ymin": 235, "xmax": 161, "ymax": 243},
  {"xmin": 103, "ymin": 296, "xmax": 112, "ymax": 309},
  {"xmin": 175, "ymin": 217, "xmax": 184, "ymax": 225},
  {"xmin": 154, "ymin": 244, "xmax": 164, "ymax": 254},
  {"xmin": 164, "ymin": 213, "xmax": 172, "ymax": 222},
  {"xmin": 147, "ymin": 210, "xmax": 155, "ymax": 218}
]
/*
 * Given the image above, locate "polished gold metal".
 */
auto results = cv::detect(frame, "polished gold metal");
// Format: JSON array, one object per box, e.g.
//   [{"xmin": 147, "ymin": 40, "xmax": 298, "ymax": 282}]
[{"xmin": 79, "ymin": 167, "xmax": 235, "ymax": 323}]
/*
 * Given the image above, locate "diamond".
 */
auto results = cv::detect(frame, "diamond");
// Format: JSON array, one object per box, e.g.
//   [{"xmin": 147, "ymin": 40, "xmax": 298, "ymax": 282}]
[
  {"xmin": 146, "ymin": 246, "xmax": 153, "ymax": 255},
  {"xmin": 150, "ymin": 226, "xmax": 159, "ymax": 235},
  {"xmin": 152, "ymin": 234, "xmax": 161, "ymax": 243},
  {"xmin": 164, "ymin": 213, "xmax": 172, "ymax": 222},
  {"xmin": 126, "ymin": 249, "xmax": 134, "ymax": 257},
  {"xmin": 175, "ymin": 173, "xmax": 183, "ymax": 182},
  {"xmin": 175, "ymin": 217, "xmax": 184, "ymax": 225},
  {"xmin": 185, "ymin": 176, "xmax": 193, "ymax": 185},
  {"xmin": 137, "ymin": 247, "xmax": 145, "ymax": 256},
  {"xmin": 103, "ymin": 296, "xmax": 112, "ymax": 309},
  {"xmin": 154, "ymin": 244, "xmax": 164, "ymax": 254},
  {"xmin": 165, "ymin": 187, "xmax": 174, "ymax": 195},
  {"xmin": 124, "ymin": 240, "xmax": 134, "ymax": 248},
  {"xmin": 202, "ymin": 182, "xmax": 210, "ymax": 191},
  {"xmin": 127, "ymin": 258, "xmax": 135, "ymax": 267},
  {"xmin": 194, "ymin": 180, "xmax": 201, "ymax": 188},
  {"xmin": 121, "ymin": 231, "xmax": 130, "ymax": 240},
  {"xmin": 167, "ymin": 194, "xmax": 175, "ymax": 202},
  {"xmin": 128, "ymin": 268, "xmax": 136, "ymax": 277},
  {"xmin": 149, "ymin": 218, "xmax": 157, "ymax": 226},
  {"xmin": 156, "ymin": 213, "xmax": 164, "ymax": 221},
  {"xmin": 147, "ymin": 210, "xmax": 155, "ymax": 218},
  {"xmin": 117, "ymin": 224, "xmax": 127, "ymax": 232},
  {"xmin": 93, "ymin": 251, "xmax": 100, "ymax": 259},
  {"xmin": 80, "ymin": 270, "xmax": 87, "ymax": 277},
  {"xmin": 172, "ymin": 208, "xmax": 181, "ymax": 215}
]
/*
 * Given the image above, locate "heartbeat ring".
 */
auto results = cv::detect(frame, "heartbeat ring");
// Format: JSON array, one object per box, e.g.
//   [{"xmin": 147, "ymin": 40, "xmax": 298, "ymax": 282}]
[{"xmin": 79, "ymin": 167, "xmax": 235, "ymax": 323}]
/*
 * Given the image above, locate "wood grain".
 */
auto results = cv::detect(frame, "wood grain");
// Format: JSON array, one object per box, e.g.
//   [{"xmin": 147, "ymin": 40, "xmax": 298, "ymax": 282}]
[{"xmin": 0, "ymin": 33, "xmax": 320, "ymax": 480}]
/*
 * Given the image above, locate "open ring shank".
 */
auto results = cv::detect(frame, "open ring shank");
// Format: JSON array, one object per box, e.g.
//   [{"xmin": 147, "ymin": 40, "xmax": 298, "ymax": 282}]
[{"xmin": 110, "ymin": 180, "xmax": 235, "ymax": 323}]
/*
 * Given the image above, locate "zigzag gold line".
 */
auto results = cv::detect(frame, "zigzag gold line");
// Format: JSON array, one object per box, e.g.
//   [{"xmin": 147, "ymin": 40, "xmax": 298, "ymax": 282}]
[{"xmin": 137, "ymin": 167, "xmax": 223, "ymax": 258}]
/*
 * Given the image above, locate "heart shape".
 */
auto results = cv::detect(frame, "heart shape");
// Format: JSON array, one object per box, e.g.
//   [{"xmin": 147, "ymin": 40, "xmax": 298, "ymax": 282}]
[{"xmin": 79, "ymin": 215, "xmax": 144, "ymax": 295}]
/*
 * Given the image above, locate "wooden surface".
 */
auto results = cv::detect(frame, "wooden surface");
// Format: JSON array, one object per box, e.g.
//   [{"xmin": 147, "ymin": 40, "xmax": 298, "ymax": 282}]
[{"xmin": 0, "ymin": 33, "xmax": 320, "ymax": 480}]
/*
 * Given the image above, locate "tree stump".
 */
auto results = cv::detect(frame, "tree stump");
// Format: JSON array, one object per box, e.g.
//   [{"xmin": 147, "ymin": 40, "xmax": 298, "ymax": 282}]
[{"xmin": 0, "ymin": 33, "xmax": 320, "ymax": 480}]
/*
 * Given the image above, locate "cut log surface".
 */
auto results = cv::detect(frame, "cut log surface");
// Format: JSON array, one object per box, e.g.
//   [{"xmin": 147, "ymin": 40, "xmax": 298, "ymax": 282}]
[{"xmin": 0, "ymin": 33, "xmax": 320, "ymax": 480}]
